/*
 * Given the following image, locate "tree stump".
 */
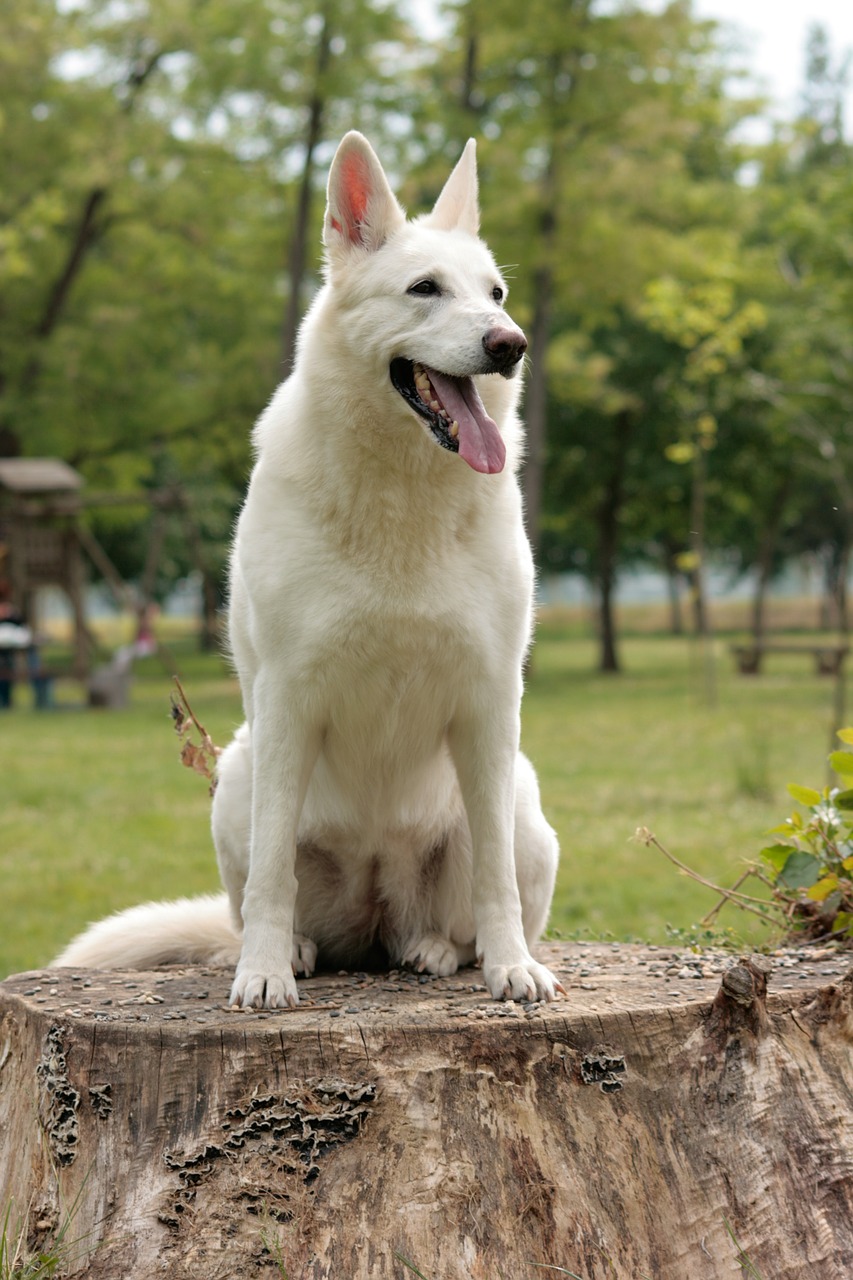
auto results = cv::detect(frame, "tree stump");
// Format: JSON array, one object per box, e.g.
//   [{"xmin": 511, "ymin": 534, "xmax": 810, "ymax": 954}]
[{"xmin": 2, "ymin": 942, "xmax": 853, "ymax": 1279}]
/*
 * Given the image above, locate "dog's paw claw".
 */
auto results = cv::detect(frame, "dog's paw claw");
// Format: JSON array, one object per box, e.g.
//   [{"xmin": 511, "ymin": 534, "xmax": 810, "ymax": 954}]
[
  {"xmin": 483, "ymin": 958, "xmax": 562, "ymax": 1003},
  {"xmin": 230, "ymin": 967, "xmax": 299, "ymax": 1010},
  {"xmin": 402, "ymin": 933, "xmax": 460, "ymax": 978}
]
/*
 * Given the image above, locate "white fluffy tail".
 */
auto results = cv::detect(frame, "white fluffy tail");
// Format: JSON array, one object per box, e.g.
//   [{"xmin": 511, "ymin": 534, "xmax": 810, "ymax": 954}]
[{"xmin": 52, "ymin": 893, "xmax": 240, "ymax": 971}]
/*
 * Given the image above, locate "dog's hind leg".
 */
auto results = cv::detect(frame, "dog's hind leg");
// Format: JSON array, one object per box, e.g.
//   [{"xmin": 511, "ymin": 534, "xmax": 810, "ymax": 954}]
[
  {"xmin": 400, "ymin": 752, "xmax": 558, "ymax": 980},
  {"xmin": 401, "ymin": 932, "xmax": 476, "ymax": 977},
  {"xmin": 211, "ymin": 725, "xmax": 252, "ymax": 934},
  {"xmin": 393, "ymin": 820, "xmax": 477, "ymax": 977},
  {"xmin": 513, "ymin": 752, "xmax": 559, "ymax": 946},
  {"xmin": 212, "ymin": 723, "xmax": 318, "ymax": 977}
]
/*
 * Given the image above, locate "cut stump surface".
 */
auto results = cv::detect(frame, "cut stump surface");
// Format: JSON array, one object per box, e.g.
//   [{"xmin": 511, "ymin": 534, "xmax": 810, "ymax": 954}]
[{"xmin": 2, "ymin": 942, "xmax": 852, "ymax": 1278}]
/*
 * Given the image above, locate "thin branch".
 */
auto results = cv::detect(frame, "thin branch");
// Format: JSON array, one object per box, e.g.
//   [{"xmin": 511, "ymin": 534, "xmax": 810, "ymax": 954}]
[
  {"xmin": 701, "ymin": 868, "xmax": 753, "ymax": 926},
  {"xmin": 33, "ymin": 188, "xmax": 107, "ymax": 341},
  {"xmin": 633, "ymin": 828, "xmax": 781, "ymax": 925},
  {"xmin": 121, "ymin": 48, "xmax": 164, "ymax": 112}
]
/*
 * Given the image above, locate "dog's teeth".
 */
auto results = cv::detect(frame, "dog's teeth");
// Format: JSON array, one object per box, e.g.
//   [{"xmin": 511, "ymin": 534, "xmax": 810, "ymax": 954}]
[
  {"xmin": 450, "ymin": 421, "xmax": 459, "ymax": 439},
  {"xmin": 430, "ymin": 399, "xmax": 440, "ymax": 411}
]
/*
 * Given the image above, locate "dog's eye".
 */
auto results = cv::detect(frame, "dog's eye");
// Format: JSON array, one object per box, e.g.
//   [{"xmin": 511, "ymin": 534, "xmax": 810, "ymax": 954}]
[
  {"xmin": 491, "ymin": 285, "xmax": 505, "ymax": 303},
  {"xmin": 408, "ymin": 279, "xmax": 440, "ymax": 297}
]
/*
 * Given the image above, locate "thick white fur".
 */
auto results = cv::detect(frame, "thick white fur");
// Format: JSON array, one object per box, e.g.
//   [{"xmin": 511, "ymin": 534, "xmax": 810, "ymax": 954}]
[{"xmin": 55, "ymin": 134, "xmax": 561, "ymax": 1007}]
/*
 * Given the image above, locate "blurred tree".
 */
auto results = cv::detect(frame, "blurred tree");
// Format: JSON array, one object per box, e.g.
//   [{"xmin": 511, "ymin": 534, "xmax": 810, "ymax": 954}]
[
  {"xmin": 639, "ymin": 272, "xmax": 767, "ymax": 698},
  {"xmin": 418, "ymin": 0, "xmax": 764, "ymax": 669},
  {"xmin": 3, "ymin": 0, "xmax": 850, "ymax": 660},
  {"xmin": 734, "ymin": 22, "xmax": 853, "ymax": 634},
  {"xmin": 0, "ymin": 0, "xmax": 412, "ymax": 602},
  {"xmin": 799, "ymin": 22, "xmax": 851, "ymax": 166}
]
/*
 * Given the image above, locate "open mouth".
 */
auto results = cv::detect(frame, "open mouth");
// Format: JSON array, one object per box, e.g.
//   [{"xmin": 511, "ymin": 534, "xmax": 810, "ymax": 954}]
[{"xmin": 389, "ymin": 358, "xmax": 506, "ymax": 474}]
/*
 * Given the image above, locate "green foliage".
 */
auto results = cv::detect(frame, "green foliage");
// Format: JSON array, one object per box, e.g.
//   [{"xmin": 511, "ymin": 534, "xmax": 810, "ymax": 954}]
[
  {"xmin": 646, "ymin": 721, "xmax": 853, "ymax": 947},
  {"xmin": 2, "ymin": 619, "xmax": 841, "ymax": 976},
  {"xmin": 663, "ymin": 923, "xmax": 744, "ymax": 954},
  {"xmin": 757, "ymin": 730, "xmax": 853, "ymax": 942},
  {"xmin": 1, "ymin": 1167, "xmax": 91, "ymax": 1280},
  {"xmin": 1, "ymin": 0, "xmax": 851, "ymax": 656},
  {"xmin": 0, "ymin": 0, "xmax": 417, "ymax": 561}
]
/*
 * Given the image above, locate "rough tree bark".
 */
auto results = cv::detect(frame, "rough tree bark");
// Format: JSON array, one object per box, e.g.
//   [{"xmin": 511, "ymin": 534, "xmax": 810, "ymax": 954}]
[{"xmin": 1, "ymin": 942, "xmax": 852, "ymax": 1279}]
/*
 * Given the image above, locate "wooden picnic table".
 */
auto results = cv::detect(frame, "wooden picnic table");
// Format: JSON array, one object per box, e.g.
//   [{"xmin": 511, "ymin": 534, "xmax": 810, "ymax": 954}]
[{"xmin": 731, "ymin": 640, "xmax": 849, "ymax": 676}]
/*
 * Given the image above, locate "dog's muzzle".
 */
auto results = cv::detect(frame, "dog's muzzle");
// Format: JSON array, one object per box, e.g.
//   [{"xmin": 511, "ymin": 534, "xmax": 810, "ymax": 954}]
[{"xmin": 389, "ymin": 354, "xmax": 512, "ymax": 475}]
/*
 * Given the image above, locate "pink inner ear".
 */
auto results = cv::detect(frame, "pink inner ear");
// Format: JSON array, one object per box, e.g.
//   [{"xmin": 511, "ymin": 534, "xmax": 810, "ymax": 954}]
[
  {"xmin": 342, "ymin": 154, "xmax": 370, "ymax": 220},
  {"xmin": 339, "ymin": 151, "xmax": 371, "ymax": 243}
]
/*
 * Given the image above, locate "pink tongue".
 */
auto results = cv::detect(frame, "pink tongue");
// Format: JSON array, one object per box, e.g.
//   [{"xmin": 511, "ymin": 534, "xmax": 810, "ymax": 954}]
[{"xmin": 426, "ymin": 369, "xmax": 506, "ymax": 474}]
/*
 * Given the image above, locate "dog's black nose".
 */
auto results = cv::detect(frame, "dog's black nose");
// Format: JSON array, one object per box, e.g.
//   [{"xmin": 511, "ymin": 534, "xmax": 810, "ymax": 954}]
[{"xmin": 483, "ymin": 326, "xmax": 528, "ymax": 367}]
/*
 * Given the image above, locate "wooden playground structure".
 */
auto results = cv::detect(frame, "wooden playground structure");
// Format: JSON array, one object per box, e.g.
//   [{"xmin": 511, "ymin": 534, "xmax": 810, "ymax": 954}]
[{"xmin": 0, "ymin": 457, "xmax": 218, "ymax": 705}]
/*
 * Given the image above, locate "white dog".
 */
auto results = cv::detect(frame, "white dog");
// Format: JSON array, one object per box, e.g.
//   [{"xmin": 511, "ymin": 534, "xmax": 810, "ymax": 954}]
[{"xmin": 55, "ymin": 134, "xmax": 562, "ymax": 1008}]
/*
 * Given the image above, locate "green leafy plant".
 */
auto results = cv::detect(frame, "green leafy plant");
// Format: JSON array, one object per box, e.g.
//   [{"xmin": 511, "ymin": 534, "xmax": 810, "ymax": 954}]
[
  {"xmin": 758, "ymin": 728, "xmax": 853, "ymax": 942},
  {"xmin": 0, "ymin": 1164, "xmax": 108, "ymax": 1280},
  {"xmin": 642, "ymin": 727, "xmax": 853, "ymax": 946},
  {"xmin": 1, "ymin": 1200, "xmax": 64, "ymax": 1280}
]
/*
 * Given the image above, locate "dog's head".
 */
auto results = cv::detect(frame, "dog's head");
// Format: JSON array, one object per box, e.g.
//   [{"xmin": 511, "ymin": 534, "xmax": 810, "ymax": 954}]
[{"xmin": 321, "ymin": 133, "xmax": 526, "ymax": 475}]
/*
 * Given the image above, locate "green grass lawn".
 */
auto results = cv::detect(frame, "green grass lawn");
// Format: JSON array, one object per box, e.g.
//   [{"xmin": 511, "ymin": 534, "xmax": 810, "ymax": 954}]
[
  {"xmin": 0, "ymin": 618, "xmax": 842, "ymax": 977},
  {"xmin": 524, "ymin": 622, "xmax": 838, "ymax": 949}
]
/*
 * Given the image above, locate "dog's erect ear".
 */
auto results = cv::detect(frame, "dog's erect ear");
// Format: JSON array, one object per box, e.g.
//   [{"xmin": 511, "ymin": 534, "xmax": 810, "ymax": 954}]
[
  {"xmin": 422, "ymin": 139, "xmax": 479, "ymax": 236},
  {"xmin": 323, "ymin": 132, "xmax": 405, "ymax": 257}
]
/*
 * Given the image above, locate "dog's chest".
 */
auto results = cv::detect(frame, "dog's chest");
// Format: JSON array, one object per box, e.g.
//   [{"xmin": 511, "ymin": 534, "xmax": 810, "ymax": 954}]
[
  {"xmin": 302, "ymin": 606, "xmax": 464, "ymax": 826},
  {"xmin": 323, "ymin": 604, "xmax": 463, "ymax": 736}
]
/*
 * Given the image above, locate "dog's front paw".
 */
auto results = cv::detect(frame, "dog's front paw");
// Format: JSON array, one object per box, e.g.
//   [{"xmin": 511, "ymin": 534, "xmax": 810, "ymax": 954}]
[
  {"xmin": 402, "ymin": 932, "xmax": 460, "ymax": 977},
  {"xmin": 483, "ymin": 956, "xmax": 564, "ymax": 1003},
  {"xmin": 230, "ymin": 964, "xmax": 299, "ymax": 1010}
]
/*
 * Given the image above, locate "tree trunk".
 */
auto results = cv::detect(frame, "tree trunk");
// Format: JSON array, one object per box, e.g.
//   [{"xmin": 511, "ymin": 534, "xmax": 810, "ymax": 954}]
[
  {"xmin": 836, "ymin": 540, "xmax": 850, "ymax": 639},
  {"xmin": 597, "ymin": 551, "xmax": 619, "ymax": 674},
  {"xmin": 751, "ymin": 551, "xmax": 772, "ymax": 647},
  {"xmin": 460, "ymin": 22, "xmax": 479, "ymax": 112},
  {"xmin": 594, "ymin": 410, "xmax": 632, "ymax": 673},
  {"xmin": 750, "ymin": 469, "xmax": 792, "ymax": 645},
  {"xmin": 279, "ymin": 10, "xmax": 332, "ymax": 379},
  {"xmin": 522, "ymin": 255, "xmax": 554, "ymax": 566},
  {"xmin": 521, "ymin": 50, "xmax": 569, "ymax": 565},
  {"xmin": 690, "ymin": 438, "xmax": 717, "ymax": 706},
  {"xmin": 663, "ymin": 542, "xmax": 684, "ymax": 635},
  {"xmin": 2, "ymin": 944, "xmax": 853, "ymax": 1279}
]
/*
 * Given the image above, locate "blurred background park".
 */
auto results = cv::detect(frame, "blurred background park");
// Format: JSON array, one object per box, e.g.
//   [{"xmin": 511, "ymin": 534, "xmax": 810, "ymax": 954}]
[{"xmin": 2, "ymin": 0, "xmax": 853, "ymax": 977}]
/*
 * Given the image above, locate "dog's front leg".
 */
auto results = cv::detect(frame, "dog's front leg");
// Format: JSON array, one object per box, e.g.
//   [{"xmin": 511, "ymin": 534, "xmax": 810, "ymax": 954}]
[
  {"xmin": 449, "ymin": 708, "xmax": 562, "ymax": 1003},
  {"xmin": 230, "ymin": 694, "xmax": 320, "ymax": 1010}
]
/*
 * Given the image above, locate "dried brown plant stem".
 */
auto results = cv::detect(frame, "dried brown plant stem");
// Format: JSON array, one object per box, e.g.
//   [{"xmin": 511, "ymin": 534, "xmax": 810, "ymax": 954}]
[
  {"xmin": 634, "ymin": 827, "xmax": 779, "ymax": 927},
  {"xmin": 171, "ymin": 677, "xmax": 221, "ymax": 791}
]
